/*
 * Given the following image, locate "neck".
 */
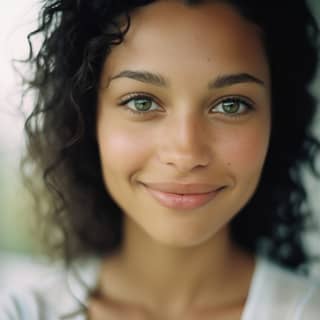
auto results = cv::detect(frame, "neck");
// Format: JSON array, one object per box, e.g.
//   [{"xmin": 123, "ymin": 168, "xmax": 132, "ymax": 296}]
[{"xmin": 99, "ymin": 217, "xmax": 254, "ymax": 315}]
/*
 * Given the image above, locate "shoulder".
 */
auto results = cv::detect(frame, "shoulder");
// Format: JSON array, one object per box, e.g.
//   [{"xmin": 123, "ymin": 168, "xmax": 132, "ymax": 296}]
[
  {"xmin": 0, "ymin": 257, "xmax": 101, "ymax": 320},
  {"xmin": 298, "ymin": 283, "xmax": 320, "ymax": 319},
  {"xmin": 244, "ymin": 257, "xmax": 320, "ymax": 320},
  {"xmin": 0, "ymin": 274, "xmax": 59, "ymax": 320},
  {"xmin": 264, "ymin": 259, "xmax": 320, "ymax": 318},
  {"xmin": 0, "ymin": 288, "xmax": 32, "ymax": 320}
]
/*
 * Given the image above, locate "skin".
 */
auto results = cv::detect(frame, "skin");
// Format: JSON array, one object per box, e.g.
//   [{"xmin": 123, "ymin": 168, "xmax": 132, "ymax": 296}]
[{"xmin": 94, "ymin": 1, "xmax": 271, "ymax": 319}]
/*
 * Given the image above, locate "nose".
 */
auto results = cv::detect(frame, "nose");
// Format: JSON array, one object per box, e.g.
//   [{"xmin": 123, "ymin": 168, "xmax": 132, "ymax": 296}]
[{"xmin": 158, "ymin": 113, "xmax": 212, "ymax": 173}]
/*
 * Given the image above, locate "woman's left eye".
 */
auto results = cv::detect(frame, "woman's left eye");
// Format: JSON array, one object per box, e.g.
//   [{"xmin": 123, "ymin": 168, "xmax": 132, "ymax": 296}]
[
  {"xmin": 211, "ymin": 97, "xmax": 253, "ymax": 116},
  {"xmin": 119, "ymin": 95, "xmax": 161, "ymax": 114}
]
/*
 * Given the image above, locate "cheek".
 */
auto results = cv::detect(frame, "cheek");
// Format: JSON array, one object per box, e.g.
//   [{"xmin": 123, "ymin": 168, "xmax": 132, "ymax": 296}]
[
  {"xmin": 97, "ymin": 122, "xmax": 152, "ymax": 175},
  {"xmin": 217, "ymin": 123, "xmax": 270, "ymax": 176}
]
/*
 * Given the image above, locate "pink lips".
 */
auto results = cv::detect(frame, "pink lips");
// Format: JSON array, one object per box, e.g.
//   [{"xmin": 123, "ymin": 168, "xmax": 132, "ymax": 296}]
[{"xmin": 142, "ymin": 182, "xmax": 224, "ymax": 210}]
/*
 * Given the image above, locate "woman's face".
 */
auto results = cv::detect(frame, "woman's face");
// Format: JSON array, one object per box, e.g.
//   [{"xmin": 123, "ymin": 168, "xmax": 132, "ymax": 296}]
[{"xmin": 96, "ymin": 1, "xmax": 271, "ymax": 247}]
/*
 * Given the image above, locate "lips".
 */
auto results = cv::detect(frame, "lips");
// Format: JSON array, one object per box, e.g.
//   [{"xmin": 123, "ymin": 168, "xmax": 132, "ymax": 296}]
[{"xmin": 141, "ymin": 182, "xmax": 224, "ymax": 210}]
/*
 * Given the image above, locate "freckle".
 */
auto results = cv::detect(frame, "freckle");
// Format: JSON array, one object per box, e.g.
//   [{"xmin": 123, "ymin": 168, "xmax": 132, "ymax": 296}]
[{"xmin": 207, "ymin": 57, "xmax": 211, "ymax": 62}]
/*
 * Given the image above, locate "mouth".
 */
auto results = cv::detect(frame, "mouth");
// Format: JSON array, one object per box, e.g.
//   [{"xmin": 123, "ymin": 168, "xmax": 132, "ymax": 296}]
[{"xmin": 140, "ymin": 182, "xmax": 225, "ymax": 210}]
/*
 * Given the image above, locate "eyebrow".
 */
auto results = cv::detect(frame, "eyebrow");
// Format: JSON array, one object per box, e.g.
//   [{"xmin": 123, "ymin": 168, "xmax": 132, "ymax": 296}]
[
  {"xmin": 108, "ymin": 70, "xmax": 265, "ymax": 88},
  {"xmin": 209, "ymin": 73, "xmax": 265, "ymax": 88},
  {"xmin": 109, "ymin": 70, "xmax": 168, "ymax": 87}
]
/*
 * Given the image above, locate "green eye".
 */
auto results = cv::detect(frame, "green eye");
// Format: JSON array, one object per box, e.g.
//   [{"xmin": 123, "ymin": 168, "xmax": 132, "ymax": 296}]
[
  {"xmin": 221, "ymin": 100, "xmax": 241, "ymax": 113},
  {"xmin": 133, "ymin": 99, "xmax": 153, "ymax": 112},
  {"xmin": 120, "ymin": 94, "xmax": 161, "ymax": 114},
  {"xmin": 212, "ymin": 97, "xmax": 252, "ymax": 116}
]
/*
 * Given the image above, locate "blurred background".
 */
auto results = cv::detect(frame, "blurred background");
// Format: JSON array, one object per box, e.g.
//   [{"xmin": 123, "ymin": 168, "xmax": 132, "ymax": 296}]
[
  {"xmin": 0, "ymin": 0, "xmax": 40, "ymax": 255},
  {"xmin": 0, "ymin": 0, "xmax": 320, "ymax": 286}
]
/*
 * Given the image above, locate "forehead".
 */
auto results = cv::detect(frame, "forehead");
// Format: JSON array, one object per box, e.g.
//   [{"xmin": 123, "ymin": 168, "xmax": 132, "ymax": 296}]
[{"xmin": 102, "ymin": 1, "xmax": 269, "ymax": 87}]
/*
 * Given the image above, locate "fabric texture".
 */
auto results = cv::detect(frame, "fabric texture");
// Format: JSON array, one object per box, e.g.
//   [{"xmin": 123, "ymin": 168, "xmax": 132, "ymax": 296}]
[{"xmin": 0, "ymin": 256, "xmax": 319, "ymax": 319}]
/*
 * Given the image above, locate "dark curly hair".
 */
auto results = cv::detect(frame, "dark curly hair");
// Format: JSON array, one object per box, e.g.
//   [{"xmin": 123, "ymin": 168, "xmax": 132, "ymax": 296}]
[{"xmin": 22, "ymin": 0, "xmax": 320, "ymax": 270}]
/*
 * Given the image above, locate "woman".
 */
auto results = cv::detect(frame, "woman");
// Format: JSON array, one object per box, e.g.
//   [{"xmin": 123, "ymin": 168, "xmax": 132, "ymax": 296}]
[{"xmin": 1, "ymin": 0, "xmax": 320, "ymax": 319}]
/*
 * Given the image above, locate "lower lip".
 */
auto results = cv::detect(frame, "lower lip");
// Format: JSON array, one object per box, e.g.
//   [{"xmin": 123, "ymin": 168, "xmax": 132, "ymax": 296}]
[{"xmin": 143, "ymin": 186, "xmax": 223, "ymax": 210}]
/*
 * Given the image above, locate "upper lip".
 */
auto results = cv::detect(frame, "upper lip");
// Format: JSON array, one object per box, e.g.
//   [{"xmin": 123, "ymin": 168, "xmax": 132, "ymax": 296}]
[{"xmin": 141, "ymin": 182, "xmax": 223, "ymax": 194}]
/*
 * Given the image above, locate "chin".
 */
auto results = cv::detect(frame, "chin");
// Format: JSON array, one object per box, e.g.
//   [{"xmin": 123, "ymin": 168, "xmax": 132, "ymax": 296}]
[{"xmin": 144, "ymin": 223, "xmax": 226, "ymax": 248}]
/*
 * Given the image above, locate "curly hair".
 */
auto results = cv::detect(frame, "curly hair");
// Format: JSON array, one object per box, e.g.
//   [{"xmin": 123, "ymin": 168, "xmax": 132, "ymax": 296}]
[{"xmin": 22, "ymin": 0, "xmax": 320, "ymax": 269}]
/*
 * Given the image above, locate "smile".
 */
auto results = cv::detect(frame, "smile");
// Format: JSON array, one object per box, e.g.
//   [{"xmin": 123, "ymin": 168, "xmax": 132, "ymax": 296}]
[{"xmin": 141, "ymin": 182, "xmax": 225, "ymax": 210}]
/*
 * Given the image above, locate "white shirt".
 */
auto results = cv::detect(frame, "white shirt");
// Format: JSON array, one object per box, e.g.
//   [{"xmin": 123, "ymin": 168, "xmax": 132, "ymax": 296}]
[{"xmin": 0, "ymin": 256, "xmax": 319, "ymax": 319}]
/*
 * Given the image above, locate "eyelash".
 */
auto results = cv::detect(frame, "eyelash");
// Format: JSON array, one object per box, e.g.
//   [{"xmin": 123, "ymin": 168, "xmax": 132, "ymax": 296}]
[
  {"xmin": 118, "ymin": 93, "xmax": 163, "ymax": 116},
  {"xmin": 212, "ymin": 96, "xmax": 254, "ymax": 118},
  {"xmin": 118, "ymin": 92, "xmax": 254, "ymax": 117}
]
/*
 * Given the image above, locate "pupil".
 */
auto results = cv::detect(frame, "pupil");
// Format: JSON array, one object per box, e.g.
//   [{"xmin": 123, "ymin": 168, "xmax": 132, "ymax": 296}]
[
  {"xmin": 223, "ymin": 100, "xmax": 239, "ymax": 113},
  {"xmin": 135, "ymin": 99, "xmax": 151, "ymax": 111}
]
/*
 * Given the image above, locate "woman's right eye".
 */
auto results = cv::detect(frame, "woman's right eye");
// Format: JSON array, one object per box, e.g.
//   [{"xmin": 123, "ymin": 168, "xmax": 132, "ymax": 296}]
[{"xmin": 119, "ymin": 94, "xmax": 162, "ymax": 114}]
